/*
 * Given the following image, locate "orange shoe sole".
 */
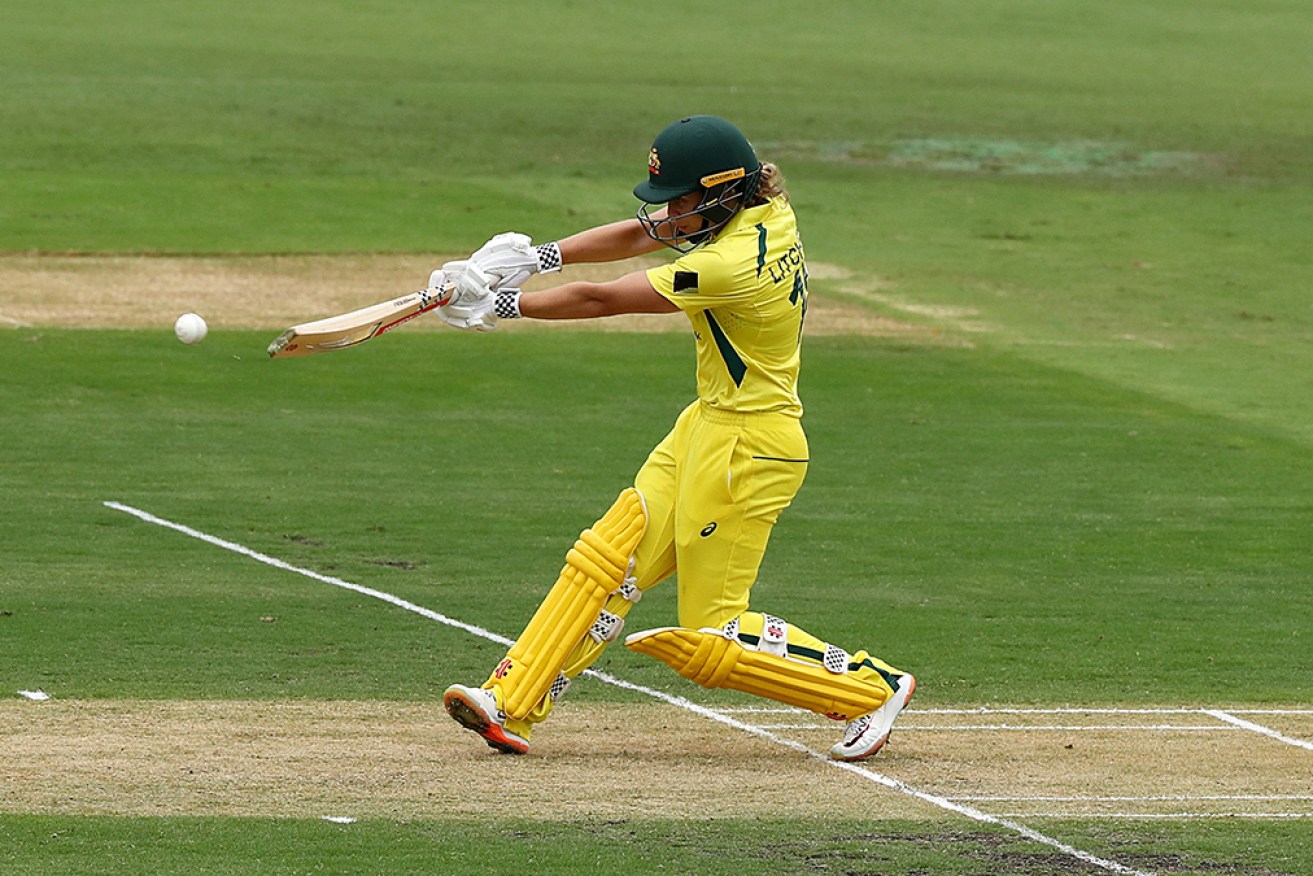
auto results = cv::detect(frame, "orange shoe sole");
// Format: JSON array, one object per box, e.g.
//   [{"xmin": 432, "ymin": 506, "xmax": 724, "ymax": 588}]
[{"xmin": 443, "ymin": 688, "xmax": 529, "ymax": 755}]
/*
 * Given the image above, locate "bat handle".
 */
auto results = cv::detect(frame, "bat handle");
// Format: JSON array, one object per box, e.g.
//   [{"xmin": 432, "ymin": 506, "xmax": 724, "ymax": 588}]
[{"xmin": 427, "ymin": 283, "xmax": 456, "ymax": 309}]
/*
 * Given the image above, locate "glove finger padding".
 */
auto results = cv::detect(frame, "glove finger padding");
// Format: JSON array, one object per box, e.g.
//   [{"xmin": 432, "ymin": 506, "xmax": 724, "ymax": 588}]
[
  {"xmin": 470, "ymin": 232, "xmax": 541, "ymax": 281},
  {"xmin": 451, "ymin": 262, "xmax": 497, "ymax": 307},
  {"xmin": 498, "ymin": 268, "xmax": 531, "ymax": 290},
  {"xmin": 474, "ymin": 232, "xmax": 533, "ymax": 259},
  {"xmin": 432, "ymin": 261, "xmax": 500, "ymax": 332},
  {"xmin": 436, "ymin": 301, "xmax": 498, "ymax": 332}
]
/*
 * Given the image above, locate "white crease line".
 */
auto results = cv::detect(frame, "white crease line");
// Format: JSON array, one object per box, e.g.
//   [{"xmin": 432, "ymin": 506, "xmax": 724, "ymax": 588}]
[
  {"xmin": 0, "ymin": 313, "xmax": 34, "ymax": 328},
  {"xmin": 727, "ymin": 707, "xmax": 1235, "ymax": 716},
  {"xmin": 994, "ymin": 812, "xmax": 1313, "ymax": 820},
  {"xmin": 1203, "ymin": 709, "xmax": 1313, "ymax": 751},
  {"xmin": 754, "ymin": 724, "xmax": 1242, "ymax": 732},
  {"xmin": 723, "ymin": 706, "xmax": 1313, "ymax": 717},
  {"xmin": 956, "ymin": 795, "xmax": 1313, "ymax": 802},
  {"xmin": 915, "ymin": 708, "xmax": 1211, "ymax": 715},
  {"xmin": 105, "ymin": 500, "xmax": 1155, "ymax": 876}
]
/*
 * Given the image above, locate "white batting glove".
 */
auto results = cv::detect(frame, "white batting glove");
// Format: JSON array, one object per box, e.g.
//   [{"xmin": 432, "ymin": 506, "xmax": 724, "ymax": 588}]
[
  {"xmin": 477, "ymin": 232, "xmax": 563, "ymax": 277},
  {"xmin": 427, "ymin": 267, "xmax": 452, "ymax": 297},
  {"xmin": 438, "ymin": 289, "xmax": 521, "ymax": 329},
  {"xmin": 432, "ymin": 261, "xmax": 499, "ymax": 332},
  {"xmin": 447, "ymin": 232, "xmax": 563, "ymax": 286},
  {"xmin": 436, "ymin": 300, "xmax": 498, "ymax": 332}
]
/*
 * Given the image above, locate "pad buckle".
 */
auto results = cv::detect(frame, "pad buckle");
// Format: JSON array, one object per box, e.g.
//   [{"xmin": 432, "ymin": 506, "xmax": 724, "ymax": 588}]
[
  {"xmin": 588, "ymin": 609, "xmax": 625, "ymax": 644},
  {"xmin": 823, "ymin": 644, "xmax": 850, "ymax": 675},
  {"xmin": 760, "ymin": 614, "xmax": 789, "ymax": 658},
  {"xmin": 614, "ymin": 577, "xmax": 642, "ymax": 604}
]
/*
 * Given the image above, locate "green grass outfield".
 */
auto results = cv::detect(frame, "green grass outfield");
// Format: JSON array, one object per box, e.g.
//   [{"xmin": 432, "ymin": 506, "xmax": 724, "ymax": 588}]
[
  {"xmin": 3, "ymin": 816, "xmax": 1312, "ymax": 876},
  {"xmin": 3, "ymin": 1, "xmax": 1312, "ymax": 874}
]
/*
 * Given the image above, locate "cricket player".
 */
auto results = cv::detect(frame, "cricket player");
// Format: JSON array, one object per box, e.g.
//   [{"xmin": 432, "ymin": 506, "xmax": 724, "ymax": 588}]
[{"xmin": 434, "ymin": 115, "xmax": 914, "ymax": 761}]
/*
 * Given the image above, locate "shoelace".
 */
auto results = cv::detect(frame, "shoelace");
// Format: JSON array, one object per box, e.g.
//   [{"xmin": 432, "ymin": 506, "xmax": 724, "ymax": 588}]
[{"xmin": 841, "ymin": 714, "xmax": 872, "ymax": 745}]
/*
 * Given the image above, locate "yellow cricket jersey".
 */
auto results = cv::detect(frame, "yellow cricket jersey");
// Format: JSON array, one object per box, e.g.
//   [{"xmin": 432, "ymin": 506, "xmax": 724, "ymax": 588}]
[{"xmin": 646, "ymin": 196, "xmax": 808, "ymax": 417}]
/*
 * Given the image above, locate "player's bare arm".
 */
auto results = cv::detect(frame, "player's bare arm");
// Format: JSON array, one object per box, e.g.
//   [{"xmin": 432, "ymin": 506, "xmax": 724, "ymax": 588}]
[
  {"xmin": 556, "ymin": 218, "xmax": 666, "ymax": 265},
  {"xmin": 519, "ymin": 269, "xmax": 677, "ymax": 320},
  {"xmin": 554, "ymin": 196, "xmax": 704, "ymax": 264}
]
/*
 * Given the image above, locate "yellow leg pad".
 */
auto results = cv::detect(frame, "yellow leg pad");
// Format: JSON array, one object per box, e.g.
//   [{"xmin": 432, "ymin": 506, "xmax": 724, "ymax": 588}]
[
  {"xmin": 519, "ymin": 588, "xmax": 641, "ymax": 726},
  {"xmin": 625, "ymin": 626, "xmax": 891, "ymax": 722},
  {"xmin": 492, "ymin": 488, "xmax": 647, "ymax": 719}
]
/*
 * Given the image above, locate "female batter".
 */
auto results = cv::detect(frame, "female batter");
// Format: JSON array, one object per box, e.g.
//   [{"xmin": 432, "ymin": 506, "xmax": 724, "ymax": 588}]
[{"xmin": 437, "ymin": 115, "xmax": 914, "ymax": 762}]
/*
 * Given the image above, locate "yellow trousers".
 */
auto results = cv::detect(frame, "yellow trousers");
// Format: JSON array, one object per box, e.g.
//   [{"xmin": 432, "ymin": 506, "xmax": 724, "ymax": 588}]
[{"xmin": 633, "ymin": 401, "xmax": 809, "ymax": 626}]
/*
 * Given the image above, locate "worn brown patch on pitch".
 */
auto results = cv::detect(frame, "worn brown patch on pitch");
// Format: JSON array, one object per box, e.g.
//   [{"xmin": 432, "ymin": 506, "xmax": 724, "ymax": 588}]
[
  {"xmin": 0, "ymin": 700, "xmax": 939, "ymax": 820},
  {"xmin": 0, "ymin": 254, "xmax": 944, "ymax": 340}
]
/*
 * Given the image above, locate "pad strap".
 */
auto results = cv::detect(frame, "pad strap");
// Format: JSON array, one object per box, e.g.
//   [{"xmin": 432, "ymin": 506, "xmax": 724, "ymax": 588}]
[
  {"xmin": 625, "ymin": 626, "xmax": 891, "ymax": 722},
  {"xmin": 588, "ymin": 609, "xmax": 625, "ymax": 644},
  {"xmin": 759, "ymin": 614, "xmax": 789, "ymax": 658},
  {"xmin": 614, "ymin": 578, "xmax": 642, "ymax": 604}
]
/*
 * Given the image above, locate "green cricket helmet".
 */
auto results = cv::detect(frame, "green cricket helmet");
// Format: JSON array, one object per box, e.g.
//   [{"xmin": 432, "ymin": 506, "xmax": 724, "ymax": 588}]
[{"xmin": 634, "ymin": 115, "xmax": 763, "ymax": 252}]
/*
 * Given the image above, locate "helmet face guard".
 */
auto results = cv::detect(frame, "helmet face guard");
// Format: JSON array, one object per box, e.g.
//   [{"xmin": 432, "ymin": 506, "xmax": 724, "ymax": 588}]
[
  {"xmin": 636, "ymin": 166, "xmax": 763, "ymax": 253},
  {"xmin": 633, "ymin": 116, "xmax": 763, "ymax": 253}
]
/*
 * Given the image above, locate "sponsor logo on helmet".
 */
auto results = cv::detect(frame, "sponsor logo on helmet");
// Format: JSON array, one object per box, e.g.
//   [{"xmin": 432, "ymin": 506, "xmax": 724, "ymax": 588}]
[
  {"xmin": 700, "ymin": 167, "xmax": 746, "ymax": 187},
  {"xmin": 648, "ymin": 147, "xmax": 662, "ymax": 175}
]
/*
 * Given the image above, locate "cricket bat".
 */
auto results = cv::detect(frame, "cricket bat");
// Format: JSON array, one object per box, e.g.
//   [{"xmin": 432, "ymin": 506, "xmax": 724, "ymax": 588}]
[{"xmin": 267, "ymin": 284, "xmax": 454, "ymax": 358}]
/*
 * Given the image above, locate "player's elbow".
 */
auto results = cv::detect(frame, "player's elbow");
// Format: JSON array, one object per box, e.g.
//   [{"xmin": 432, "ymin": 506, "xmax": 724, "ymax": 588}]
[{"xmin": 574, "ymin": 282, "xmax": 628, "ymax": 317}]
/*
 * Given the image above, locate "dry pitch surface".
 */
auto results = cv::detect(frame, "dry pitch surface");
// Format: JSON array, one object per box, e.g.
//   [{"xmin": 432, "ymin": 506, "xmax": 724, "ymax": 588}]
[
  {"xmin": 3, "ymin": 255, "xmax": 1310, "ymax": 832},
  {"xmin": 4, "ymin": 700, "xmax": 1311, "ymax": 822}
]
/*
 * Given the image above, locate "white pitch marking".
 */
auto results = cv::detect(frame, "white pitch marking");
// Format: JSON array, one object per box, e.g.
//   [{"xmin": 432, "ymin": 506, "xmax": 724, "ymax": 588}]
[
  {"xmin": 1203, "ymin": 710, "xmax": 1313, "ymax": 752},
  {"xmin": 723, "ymin": 706, "xmax": 1313, "ymax": 717},
  {"xmin": 915, "ymin": 707, "xmax": 1209, "ymax": 715},
  {"xmin": 0, "ymin": 313, "xmax": 33, "ymax": 328},
  {"xmin": 956, "ymin": 795, "xmax": 1313, "ymax": 803},
  {"xmin": 754, "ymin": 724, "xmax": 1242, "ymax": 733},
  {"xmin": 17, "ymin": 690, "xmax": 51, "ymax": 702},
  {"xmin": 994, "ymin": 812, "xmax": 1313, "ymax": 820},
  {"xmin": 106, "ymin": 500, "xmax": 1159, "ymax": 876}
]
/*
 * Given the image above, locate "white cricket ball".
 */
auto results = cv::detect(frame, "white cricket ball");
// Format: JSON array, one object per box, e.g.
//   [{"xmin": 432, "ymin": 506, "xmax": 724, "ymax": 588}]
[{"xmin": 174, "ymin": 312, "xmax": 208, "ymax": 345}]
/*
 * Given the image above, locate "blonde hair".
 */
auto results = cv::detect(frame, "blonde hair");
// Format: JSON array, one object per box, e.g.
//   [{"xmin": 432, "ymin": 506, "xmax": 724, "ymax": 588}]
[{"xmin": 748, "ymin": 162, "xmax": 788, "ymax": 205}]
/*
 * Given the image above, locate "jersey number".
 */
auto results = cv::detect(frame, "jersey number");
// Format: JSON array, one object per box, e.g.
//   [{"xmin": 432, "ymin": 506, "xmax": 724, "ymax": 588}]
[{"xmin": 758, "ymin": 223, "xmax": 808, "ymax": 344}]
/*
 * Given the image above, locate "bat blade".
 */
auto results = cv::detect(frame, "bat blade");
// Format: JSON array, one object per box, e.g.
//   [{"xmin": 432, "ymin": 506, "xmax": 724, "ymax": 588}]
[{"xmin": 267, "ymin": 285, "xmax": 453, "ymax": 359}]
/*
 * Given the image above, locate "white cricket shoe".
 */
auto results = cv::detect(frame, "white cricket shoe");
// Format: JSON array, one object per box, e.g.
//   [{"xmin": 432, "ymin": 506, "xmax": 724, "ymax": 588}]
[
  {"xmin": 443, "ymin": 684, "xmax": 530, "ymax": 755},
  {"xmin": 830, "ymin": 674, "xmax": 916, "ymax": 762}
]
